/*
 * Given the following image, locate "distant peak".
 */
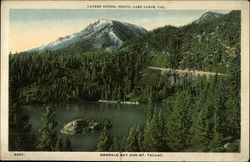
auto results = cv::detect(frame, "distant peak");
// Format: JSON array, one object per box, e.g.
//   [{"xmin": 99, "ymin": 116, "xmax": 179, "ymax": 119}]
[
  {"xmin": 97, "ymin": 19, "xmax": 114, "ymax": 24},
  {"xmin": 201, "ymin": 12, "xmax": 223, "ymax": 18},
  {"xmin": 26, "ymin": 19, "xmax": 147, "ymax": 53},
  {"xmin": 193, "ymin": 11, "xmax": 223, "ymax": 24}
]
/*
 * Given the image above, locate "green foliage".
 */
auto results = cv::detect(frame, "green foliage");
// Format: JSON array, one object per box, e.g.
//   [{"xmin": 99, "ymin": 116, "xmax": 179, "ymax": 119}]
[
  {"xmin": 55, "ymin": 137, "xmax": 63, "ymax": 151},
  {"xmin": 123, "ymin": 10, "xmax": 240, "ymax": 74},
  {"xmin": 37, "ymin": 106, "xmax": 58, "ymax": 151},
  {"xmin": 9, "ymin": 102, "xmax": 35, "ymax": 151},
  {"xmin": 141, "ymin": 109, "xmax": 167, "ymax": 151},
  {"xmin": 9, "ymin": 49, "xmax": 149, "ymax": 104},
  {"xmin": 225, "ymin": 139, "xmax": 240, "ymax": 152},
  {"xmin": 124, "ymin": 125, "xmax": 141, "ymax": 152},
  {"xmin": 165, "ymin": 91, "xmax": 192, "ymax": 151},
  {"xmin": 63, "ymin": 136, "xmax": 72, "ymax": 151},
  {"xmin": 109, "ymin": 137, "xmax": 122, "ymax": 152},
  {"xmin": 9, "ymin": 73, "xmax": 35, "ymax": 151},
  {"xmin": 96, "ymin": 126, "xmax": 112, "ymax": 151}
]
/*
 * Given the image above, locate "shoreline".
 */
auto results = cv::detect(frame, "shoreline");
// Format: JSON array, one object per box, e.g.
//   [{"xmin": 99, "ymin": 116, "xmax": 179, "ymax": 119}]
[
  {"xmin": 20, "ymin": 100, "xmax": 141, "ymax": 108},
  {"xmin": 97, "ymin": 100, "xmax": 139, "ymax": 105}
]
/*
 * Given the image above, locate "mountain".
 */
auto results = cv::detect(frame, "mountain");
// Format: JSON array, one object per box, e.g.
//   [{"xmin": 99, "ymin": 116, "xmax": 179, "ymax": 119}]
[
  {"xmin": 192, "ymin": 12, "xmax": 223, "ymax": 24},
  {"xmin": 27, "ymin": 19, "xmax": 147, "ymax": 52},
  {"xmin": 22, "ymin": 10, "xmax": 240, "ymax": 74},
  {"xmin": 121, "ymin": 10, "xmax": 240, "ymax": 73}
]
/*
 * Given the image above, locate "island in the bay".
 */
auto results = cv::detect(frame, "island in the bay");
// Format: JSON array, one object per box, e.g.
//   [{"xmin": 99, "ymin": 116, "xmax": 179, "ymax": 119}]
[{"xmin": 61, "ymin": 119, "xmax": 112, "ymax": 135}]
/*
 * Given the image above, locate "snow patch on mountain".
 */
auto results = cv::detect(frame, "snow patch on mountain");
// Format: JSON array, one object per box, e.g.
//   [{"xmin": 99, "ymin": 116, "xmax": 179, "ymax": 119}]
[
  {"xmin": 51, "ymin": 34, "xmax": 76, "ymax": 46},
  {"xmin": 27, "ymin": 19, "xmax": 148, "ymax": 52},
  {"xmin": 108, "ymin": 30, "xmax": 122, "ymax": 46}
]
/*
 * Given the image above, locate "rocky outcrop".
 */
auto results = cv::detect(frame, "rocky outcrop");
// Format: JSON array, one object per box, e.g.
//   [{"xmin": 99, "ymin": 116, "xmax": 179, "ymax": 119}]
[{"xmin": 61, "ymin": 119, "xmax": 111, "ymax": 135}]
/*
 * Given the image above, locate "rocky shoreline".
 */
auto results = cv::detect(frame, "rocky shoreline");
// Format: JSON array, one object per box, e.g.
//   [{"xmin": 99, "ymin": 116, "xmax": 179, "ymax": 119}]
[{"xmin": 98, "ymin": 100, "xmax": 139, "ymax": 105}]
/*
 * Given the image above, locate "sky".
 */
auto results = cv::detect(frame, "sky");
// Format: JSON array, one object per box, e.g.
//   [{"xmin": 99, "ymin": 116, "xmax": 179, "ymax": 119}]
[{"xmin": 9, "ymin": 9, "xmax": 231, "ymax": 52}]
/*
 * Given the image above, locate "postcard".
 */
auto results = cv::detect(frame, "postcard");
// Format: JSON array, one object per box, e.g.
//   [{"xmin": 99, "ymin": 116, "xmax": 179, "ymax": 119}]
[{"xmin": 1, "ymin": 0, "xmax": 249, "ymax": 161}]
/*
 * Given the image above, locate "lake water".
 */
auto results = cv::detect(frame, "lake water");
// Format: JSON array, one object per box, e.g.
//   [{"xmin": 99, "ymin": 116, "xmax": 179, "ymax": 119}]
[{"xmin": 23, "ymin": 102, "xmax": 149, "ymax": 151}]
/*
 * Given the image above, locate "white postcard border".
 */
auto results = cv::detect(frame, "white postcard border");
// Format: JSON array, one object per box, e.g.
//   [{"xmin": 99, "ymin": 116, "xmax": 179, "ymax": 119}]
[{"xmin": 1, "ymin": 1, "xmax": 249, "ymax": 161}]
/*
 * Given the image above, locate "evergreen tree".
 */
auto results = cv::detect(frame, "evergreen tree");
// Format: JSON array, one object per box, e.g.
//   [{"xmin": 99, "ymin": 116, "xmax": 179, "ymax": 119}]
[
  {"xmin": 9, "ymin": 102, "xmax": 35, "ymax": 151},
  {"xmin": 124, "ymin": 125, "xmax": 141, "ymax": 152},
  {"xmin": 96, "ymin": 126, "xmax": 112, "ymax": 151},
  {"xmin": 120, "ymin": 136, "xmax": 127, "ymax": 152},
  {"xmin": 146, "ymin": 96, "xmax": 154, "ymax": 120},
  {"xmin": 109, "ymin": 137, "xmax": 121, "ymax": 152},
  {"xmin": 9, "ymin": 75, "xmax": 35, "ymax": 151},
  {"xmin": 190, "ymin": 103, "xmax": 211, "ymax": 151},
  {"xmin": 223, "ymin": 54, "xmax": 240, "ymax": 140},
  {"xmin": 208, "ymin": 103, "xmax": 225, "ymax": 152},
  {"xmin": 37, "ymin": 106, "xmax": 58, "ymax": 151},
  {"xmin": 207, "ymin": 77, "xmax": 227, "ymax": 151},
  {"xmin": 55, "ymin": 137, "xmax": 63, "ymax": 151},
  {"xmin": 141, "ymin": 110, "xmax": 166, "ymax": 151},
  {"xmin": 63, "ymin": 136, "xmax": 72, "ymax": 151},
  {"xmin": 156, "ymin": 110, "xmax": 168, "ymax": 151},
  {"xmin": 166, "ymin": 91, "xmax": 192, "ymax": 151}
]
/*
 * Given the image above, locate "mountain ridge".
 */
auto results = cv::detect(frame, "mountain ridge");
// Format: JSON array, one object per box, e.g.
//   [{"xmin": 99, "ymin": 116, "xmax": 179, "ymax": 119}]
[
  {"xmin": 120, "ymin": 10, "xmax": 240, "ymax": 73},
  {"xmin": 25, "ymin": 11, "xmax": 227, "ymax": 53},
  {"xmin": 193, "ymin": 11, "xmax": 224, "ymax": 24},
  {"xmin": 27, "ymin": 19, "xmax": 148, "ymax": 53}
]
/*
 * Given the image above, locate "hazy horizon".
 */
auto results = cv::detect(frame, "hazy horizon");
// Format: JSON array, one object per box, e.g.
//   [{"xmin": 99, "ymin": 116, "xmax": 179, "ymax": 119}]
[{"xmin": 9, "ymin": 9, "xmax": 231, "ymax": 53}]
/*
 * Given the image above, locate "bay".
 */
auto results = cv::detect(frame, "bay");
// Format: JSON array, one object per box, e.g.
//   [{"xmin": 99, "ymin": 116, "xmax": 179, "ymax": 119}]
[{"xmin": 23, "ymin": 102, "xmax": 148, "ymax": 151}]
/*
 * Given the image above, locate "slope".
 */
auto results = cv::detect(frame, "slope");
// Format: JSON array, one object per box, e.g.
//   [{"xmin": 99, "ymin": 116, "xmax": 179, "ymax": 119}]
[{"xmin": 27, "ymin": 19, "xmax": 147, "ymax": 53}]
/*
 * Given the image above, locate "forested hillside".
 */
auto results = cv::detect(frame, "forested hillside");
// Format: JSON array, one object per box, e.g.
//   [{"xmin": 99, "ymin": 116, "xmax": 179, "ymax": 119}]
[
  {"xmin": 123, "ymin": 11, "xmax": 240, "ymax": 73},
  {"xmin": 9, "ymin": 10, "xmax": 240, "ymax": 152}
]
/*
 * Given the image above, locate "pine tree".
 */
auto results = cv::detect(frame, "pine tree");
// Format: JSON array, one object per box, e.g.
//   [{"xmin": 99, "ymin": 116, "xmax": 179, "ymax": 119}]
[
  {"xmin": 9, "ymin": 75, "xmax": 35, "ymax": 151},
  {"xmin": 109, "ymin": 137, "xmax": 121, "ymax": 151},
  {"xmin": 63, "ymin": 136, "xmax": 72, "ymax": 151},
  {"xmin": 55, "ymin": 137, "xmax": 63, "ymax": 151},
  {"xmin": 207, "ymin": 77, "xmax": 227, "ymax": 151},
  {"xmin": 190, "ymin": 102, "xmax": 211, "ymax": 151},
  {"xmin": 37, "ymin": 106, "xmax": 58, "ymax": 151},
  {"xmin": 145, "ymin": 93, "xmax": 154, "ymax": 120},
  {"xmin": 124, "ymin": 125, "xmax": 141, "ymax": 152},
  {"xmin": 96, "ymin": 126, "xmax": 112, "ymax": 151},
  {"xmin": 9, "ymin": 101, "xmax": 36, "ymax": 151},
  {"xmin": 166, "ymin": 91, "xmax": 192, "ymax": 151},
  {"xmin": 208, "ymin": 106, "xmax": 225, "ymax": 152},
  {"xmin": 223, "ymin": 54, "xmax": 240, "ymax": 140},
  {"xmin": 141, "ymin": 119, "xmax": 151, "ymax": 151},
  {"xmin": 119, "ymin": 136, "xmax": 127, "ymax": 152},
  {"xmin": 141, "ymin": 110, "xmax": 165, "ymax": 151},
  {"xmin": 156, "ymin": 110, "xmax": 168, "ymax": 151}
]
